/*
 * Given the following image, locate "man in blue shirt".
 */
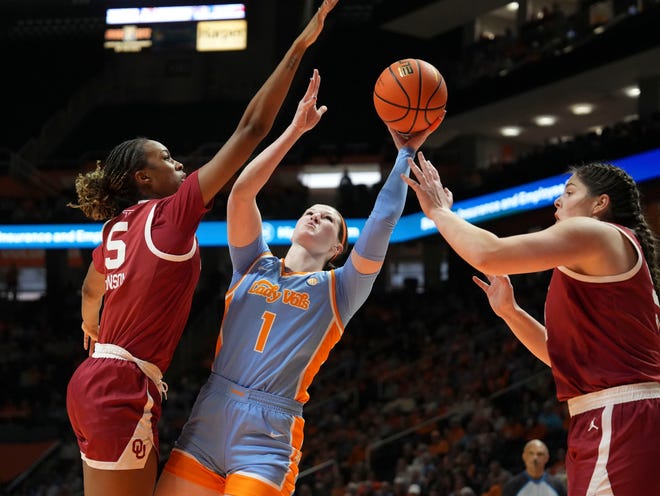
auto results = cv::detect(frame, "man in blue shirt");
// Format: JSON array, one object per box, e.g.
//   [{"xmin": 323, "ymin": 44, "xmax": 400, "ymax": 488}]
[{"xmin": 503, "ymin": 439, "xmax": 567, "ymax": 496}]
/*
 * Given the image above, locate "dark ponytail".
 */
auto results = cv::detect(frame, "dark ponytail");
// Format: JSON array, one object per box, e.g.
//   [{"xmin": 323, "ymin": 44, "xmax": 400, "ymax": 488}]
[{"xmin": 69, "ymin": 138, "xmax": 149, "ymax": 220}]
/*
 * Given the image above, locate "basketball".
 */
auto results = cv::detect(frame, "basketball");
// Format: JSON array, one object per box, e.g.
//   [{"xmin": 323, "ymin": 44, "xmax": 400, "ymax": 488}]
[{"xmin": 373, "ymin": 58, "xmax": 447, "ymax": 134}]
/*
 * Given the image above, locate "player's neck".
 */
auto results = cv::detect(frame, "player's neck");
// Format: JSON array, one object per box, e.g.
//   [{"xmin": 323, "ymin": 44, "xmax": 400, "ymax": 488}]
[{"xmin": 284, "ymin": 246, "xmax": 325, "ymax": 273}]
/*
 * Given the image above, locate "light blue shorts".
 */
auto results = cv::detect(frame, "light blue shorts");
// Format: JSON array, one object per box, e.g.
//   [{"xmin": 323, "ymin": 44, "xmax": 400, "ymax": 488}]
[{"xmin": 174, "ymin": 373, "xmax": 305, "ymax": 488}]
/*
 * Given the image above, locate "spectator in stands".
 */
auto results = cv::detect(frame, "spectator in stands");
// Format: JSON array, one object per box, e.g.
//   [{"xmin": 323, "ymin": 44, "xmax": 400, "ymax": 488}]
[
  {"xmin": 502, "ymin": 439, "xmax": 566, "ymax": 496},
  {"xmin": 404, "ymin": 155, "xmax": 660, "ymax": 495},
  {"xmin": 64, "ymin": 3, "xmax": 339, "ymax": 496},
  {"xmin": 4, "ymin": 263, "xmax": 17, "ymax": 301},
  {"xmin": 407, "ymin": 483, "xmax": 421, "ymax": 495}
]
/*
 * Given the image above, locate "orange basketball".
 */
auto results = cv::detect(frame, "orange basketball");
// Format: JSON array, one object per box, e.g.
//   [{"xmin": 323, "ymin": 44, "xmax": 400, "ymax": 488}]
[{"xmin": 373, "ymin": 58, "xmax": 447, "ymax": 134}]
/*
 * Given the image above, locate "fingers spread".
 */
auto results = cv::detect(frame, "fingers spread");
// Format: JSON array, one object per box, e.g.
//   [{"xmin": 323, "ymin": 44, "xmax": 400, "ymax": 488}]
[
  {"xmin": 407, "ymin": 157, "xmax": 423, "ymax": 180},
  {"xmin": 472, "ymin": 275, "xmax": 489, "ymax": 290}
]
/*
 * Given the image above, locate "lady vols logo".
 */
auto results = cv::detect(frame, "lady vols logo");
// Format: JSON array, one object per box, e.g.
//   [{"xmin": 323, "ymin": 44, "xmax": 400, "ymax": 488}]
[{"xmin": 248, "ymin": 279, "xmax": 311, "ymax": 310}]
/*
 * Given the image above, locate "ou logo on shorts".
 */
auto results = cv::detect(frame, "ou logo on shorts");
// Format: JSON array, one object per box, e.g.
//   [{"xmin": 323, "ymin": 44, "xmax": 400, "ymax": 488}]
[{"xmin": 132, "ymin": 439, "xmax": 147, "ymax": 459}]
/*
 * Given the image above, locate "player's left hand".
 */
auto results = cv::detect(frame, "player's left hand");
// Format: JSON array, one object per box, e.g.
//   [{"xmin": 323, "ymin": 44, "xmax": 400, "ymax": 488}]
[
  {"xmin": 82, "ymin": 322, "xmax": 99, "ymax": 356},
  {"xmin": 299, "ymin": 0, "xmax": 339, "ymax": 48},
  {"xmin": 401, "ymin": 150, "xmax": 453, "ymax": 219},
  {"xmin": 291, "ymin": 69, "xmax": 327, "ymax": 133}
]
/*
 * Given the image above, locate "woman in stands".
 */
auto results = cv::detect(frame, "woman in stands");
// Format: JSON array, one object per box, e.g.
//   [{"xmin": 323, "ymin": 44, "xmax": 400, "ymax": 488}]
[
  {"xmin": 65, "ymin": 3, "xmax": 338, "ymax": 495},
  {"xmin": 404, "ymin": 154, "xmax": 660, "ymax": 495},
  {"xmin": 154, "ymin": 78, "xmax": 444, "ymax": 496}
]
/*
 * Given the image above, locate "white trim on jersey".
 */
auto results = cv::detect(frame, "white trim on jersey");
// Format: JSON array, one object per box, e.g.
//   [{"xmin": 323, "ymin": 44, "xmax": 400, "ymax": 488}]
[
  {"xmin": 93, "ymin": 343, "xmax": 168, "ymax": 399},
  {"xmin": 144, "ymin": 204, "xmax": 197, "ymax": 261},
  {"xmin": 585, "ymin": 404, "xmax": 614, "ymax": 496},
  {"xmin": 557, "ymin": 224, "xmax": 642, "ymax": 283},
  {"xmin": 567, "ymin": 382, "xmax": 660, "ymax": 416}
]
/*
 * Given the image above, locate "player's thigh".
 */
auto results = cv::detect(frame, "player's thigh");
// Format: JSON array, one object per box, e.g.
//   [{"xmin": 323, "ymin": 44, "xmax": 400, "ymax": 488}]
[
  {"xmin": 608, "ymin": 398, "xmax": 660, "ymax": 495},
  {"xmin": 156, "ymin": 449, "xmax": 226, "ymax": 496},
  {"xmin": 568, "ymin": 398, "xmax": 660, "ymax": 496},
  {"xmin": 82, "ymin": 449, "xmax": 157, "ymax": 496},
  {"xmin": 222, "ymin": 407, "xmax": 303, "ymax": 496},
  {"xmin": 155, "ymin": 467, "xmax": 222, "ymax": 496},
  {"xmin": 225, "ymin": 472, "xmax": 293, "ymax": 496}
]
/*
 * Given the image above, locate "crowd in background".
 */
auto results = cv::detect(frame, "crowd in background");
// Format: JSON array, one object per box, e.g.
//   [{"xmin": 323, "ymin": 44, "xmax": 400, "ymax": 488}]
[
  {"xmin": 455, "ymin": 0, "xmax": 649, "ymax": 90},
  {"xmin": 2, "ymin": 108, "xmax": 659, "ymax": 225},
  {"xmin": 2, "ymin": 97, "xmax": 660, "ymax": 496},
  {"xmin": 2, "ymin": 3, "xmax": 660, "ymax": 494},
  {"xmin": 2, "ymin": 259, "xmax": 567, "ymax": 495},
  {"xmin": 3, "ymin": 1, "xmax": 660, "ymax": 226}
]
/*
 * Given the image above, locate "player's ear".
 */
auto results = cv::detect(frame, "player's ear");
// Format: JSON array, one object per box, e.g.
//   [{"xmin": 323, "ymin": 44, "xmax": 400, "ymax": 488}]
[
  {"xmin": 592, "ymin": 193, "xmax": 610, "ymax": 217},
  {"xmin": 135, "ymin": 169, "xmax": 151, "ymax": 185},
  {"xmin": 327, "ymin": 243, "xmax": 343, "ymax": 264}
]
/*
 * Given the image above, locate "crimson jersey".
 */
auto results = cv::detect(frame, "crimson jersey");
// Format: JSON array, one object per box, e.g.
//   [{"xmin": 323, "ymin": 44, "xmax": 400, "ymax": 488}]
[
  {"xmin": 91, "ymin": 170, "xmax": 208, "ymax": 372},
  {"xmin": 545, "ymin": 224, "xmax": 660, "ymax": 401}
]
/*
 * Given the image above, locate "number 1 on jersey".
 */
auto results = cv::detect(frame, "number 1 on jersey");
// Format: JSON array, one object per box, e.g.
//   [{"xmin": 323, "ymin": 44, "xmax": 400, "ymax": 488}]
[{"xmin": 254, "ymin": 311, "xmax": 275, "ymax": 353}]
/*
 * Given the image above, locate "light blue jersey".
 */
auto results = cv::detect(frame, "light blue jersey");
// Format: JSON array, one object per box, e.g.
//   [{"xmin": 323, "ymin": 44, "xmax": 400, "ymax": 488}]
[
  {"xmin": 214, "ymin": 236, "xmax": 377, "ymax": 403},
  {"xmin": 169, "ymin": 147, "xmax": 415, "ymax": 493}
]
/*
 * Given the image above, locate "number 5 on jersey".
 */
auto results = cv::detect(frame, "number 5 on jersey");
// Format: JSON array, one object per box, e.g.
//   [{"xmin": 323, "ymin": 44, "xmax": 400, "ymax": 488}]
[{"xmin": 105, "ymin": 222, "xmax": 128, "ymax": 269}]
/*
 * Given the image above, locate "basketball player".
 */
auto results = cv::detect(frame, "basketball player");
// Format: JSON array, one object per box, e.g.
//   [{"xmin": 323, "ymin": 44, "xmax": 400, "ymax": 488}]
[
  {"xmin": 65, "ymin": 3, "xmax": 339, "ymax": 495},
  {"xmin": 403, "ymin": 154, "xmax": 660, "ymax": 495},
  {"xmin": 154, "ymin": 84, "xmax": 444, "ymax": 495}
]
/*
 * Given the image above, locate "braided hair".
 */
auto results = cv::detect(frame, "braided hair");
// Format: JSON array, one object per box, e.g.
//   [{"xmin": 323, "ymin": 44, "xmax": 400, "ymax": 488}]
[
  {"xmin": 571, "ymin": 162, "xmax": 659, "ymax": 292},
  {"xmin": 69, "ymin": 138, "xmax": 149, "ymax": 221}
]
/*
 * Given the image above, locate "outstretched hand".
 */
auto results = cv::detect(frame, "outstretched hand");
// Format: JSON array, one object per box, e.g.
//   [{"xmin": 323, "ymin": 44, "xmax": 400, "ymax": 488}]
[
  {"xmin": 299, "ymin": 0, "xmax": 339, "ymax": 48},
  {"xmin": 291, "ymin": 69, "xmax": 327, "ymax": 133},
  {"xmin": 472, "ymin": 274, "xmax": 517, "ymax": 318},
  {"xmin": 388, "ymin": 110, "xmax": 445, "ymax": 152},
  {"xmin": 401, "ymin": 150, "xmax": 453, "ymax": 219}
]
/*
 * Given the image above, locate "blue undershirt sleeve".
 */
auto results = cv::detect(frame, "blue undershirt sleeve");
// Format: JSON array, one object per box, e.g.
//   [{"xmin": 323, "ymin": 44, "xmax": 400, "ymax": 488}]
[
  {"xmin": 335, "ymin": 147, "xmax": 414, "ymax": 319},
  {"xmin": 353, "ymin": 146, "xmax": 414, "ymax": 262}
]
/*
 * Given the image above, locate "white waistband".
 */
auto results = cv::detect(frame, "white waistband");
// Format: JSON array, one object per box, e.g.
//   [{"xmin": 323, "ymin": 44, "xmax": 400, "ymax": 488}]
[
  {"xmin": 92, "ymin": 343, "xmax": 168, "ymax": 399},
  {"xmin": 567, "ymin": 382, "xmax": 660, "ymax": 416}
]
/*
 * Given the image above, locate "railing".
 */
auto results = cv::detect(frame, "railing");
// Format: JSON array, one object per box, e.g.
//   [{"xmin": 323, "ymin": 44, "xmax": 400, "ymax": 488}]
[
  {"xmin": 364, "ymin": 369, "xmax": 553, "ymax": 471},
  {"xmin": 297, "ymin": 458, "xmax": 339, "ymax": 482},
  {"xmin": 9, "ymin": 63, "xmax": 116, "ymax": 191},
  {"xmin": 304, "ymin": 386, "xmax": 359, "ymax": 414},
  {"xmin": 3, "ymin": 440, "xmax": 63, "ymax": 495}
]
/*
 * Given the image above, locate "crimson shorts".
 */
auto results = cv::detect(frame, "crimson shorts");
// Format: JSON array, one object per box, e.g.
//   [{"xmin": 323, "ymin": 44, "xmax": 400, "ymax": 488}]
[
  {"xmin": 566, "ymin": 383, "xmax": 660, "ymax": 495},
  {"xmin": 66, "ymin": 357, "xmax": 161, "ymax": 470}
]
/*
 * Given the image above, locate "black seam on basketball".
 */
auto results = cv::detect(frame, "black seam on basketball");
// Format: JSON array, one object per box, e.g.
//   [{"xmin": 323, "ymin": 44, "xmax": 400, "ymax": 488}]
[
  {"xmin": 374, "ymin": 98, "xmax": 441, "ymax": 112},
  {"xmin": 374, "ymin": 58, "xmax": 447, "ymax": 133},
  {"xmin": 414, "ymin": 59, "xmax": 422, "ymax": 108},
  {"xmin": 385, "ymin": 116, "xmax": 413, "ymax": 125},
  {"xmin": 374, "ymin": 92, "xmax": 435, "ymax": 111},
  {"xmin": 425, "ymin": 79, "xmax": 444, "ymax": 108},
  {"xmin": 386, "ymin": 66, "xmax": 411, "ymax": 106},
  {"xmin": 373, "ymin": 94, "xmax": 413, "ymax": 109}
]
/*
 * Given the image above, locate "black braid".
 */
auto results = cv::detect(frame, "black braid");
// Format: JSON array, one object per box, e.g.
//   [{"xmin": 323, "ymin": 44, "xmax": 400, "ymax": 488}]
[
  {"xmin": 572, "ymin": 162, "xmax": 660, "ymax": 292},
  {"xmin": 103, "ymin": 138, "xmax": 150, "ymax": 212},
  {"xmin": 69, "ymin": 137, "xmax": 149, "ymax": 220}
]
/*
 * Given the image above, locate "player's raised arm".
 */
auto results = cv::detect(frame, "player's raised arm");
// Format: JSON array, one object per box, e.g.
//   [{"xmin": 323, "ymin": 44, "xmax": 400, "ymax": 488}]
[{"xmin": 196, "ymin": 0, "xmax": 339, "ymax": 205}]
